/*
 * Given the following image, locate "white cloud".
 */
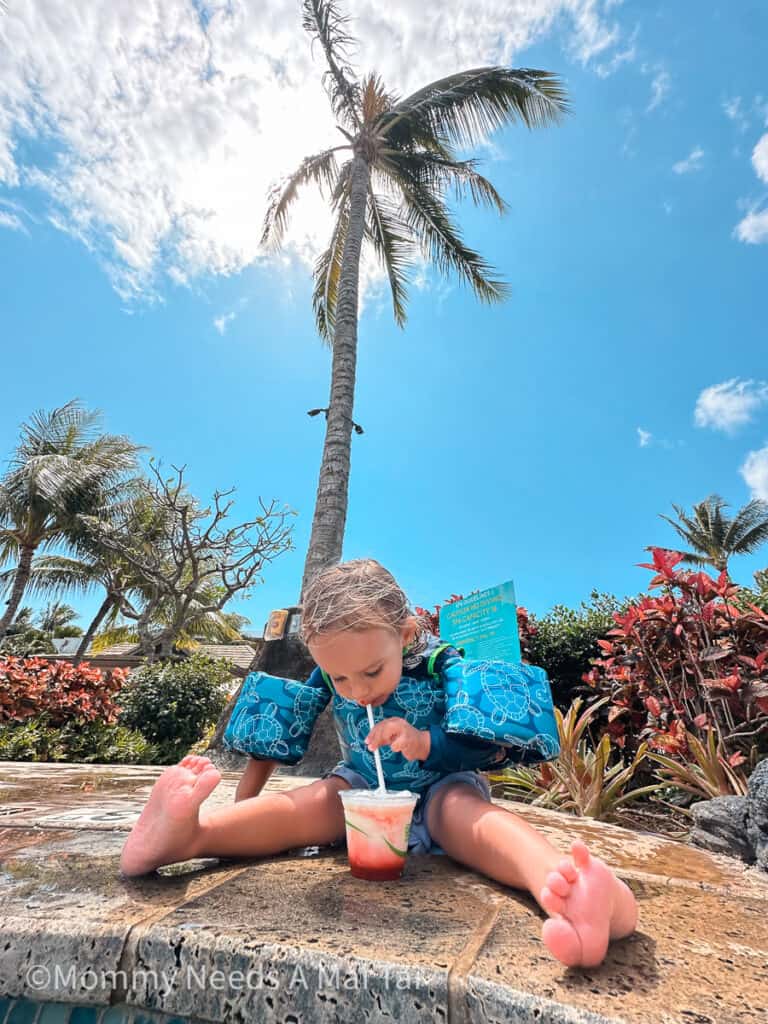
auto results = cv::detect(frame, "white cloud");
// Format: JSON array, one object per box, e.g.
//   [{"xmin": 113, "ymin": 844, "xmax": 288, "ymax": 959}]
[
  {"xmin": 754, "ymin": 94, "xmax": 768, "ymax": 126},
  {"xmin": 0, "ymin": 209, "xmax": 26, "ymax": 232},
  {"xmin": 741, "ymin": 445, "xmax": 768, "ymax": 501},
  {"xmin": 637, "ymin": 427, "xmax": 652, "ymax": 447},
  {"xmin": 672, "ymin": 146, "xmax": 704, "ymax": 175},
  {"xmin": 733, "ymin": 133, "xmax": 768, "ymax": 244},
  {"xmin": 734, "ymin": 207, "xmax": 768, "ymax": 244},
  {"xmin": 646, "ymin": 69, "xmax": 670, "ymax": 113},
  {"xmin": 662, "ymin": 200, "xmax": 672, "ymax": 214},
  {"xmin": 694, "ymin": 379, "xmax": 768, "ymax": 435},
  {"xmin": 0, "ymin": 0, "xmax": 629, "ymax": 302},
  {"xmin": 594, "ymin": 22, "xmax": 637, "ymax": 78},
  {"xmin": 723, "ymin": 95, "xmax": 749, "ymax": 133},
  {"xmin": 752, "ymin": 133, "xmax": 768, "ymax": 183},
  {"xmin": 213, "ymin": 311, "xmax": 236, "ymax": 335}
]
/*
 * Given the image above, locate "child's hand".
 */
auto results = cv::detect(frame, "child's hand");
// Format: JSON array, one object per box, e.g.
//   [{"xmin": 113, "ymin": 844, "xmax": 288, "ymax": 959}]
[{"xmin": 366, "ymin": 717, "xmax": 430, "ymax": 762}]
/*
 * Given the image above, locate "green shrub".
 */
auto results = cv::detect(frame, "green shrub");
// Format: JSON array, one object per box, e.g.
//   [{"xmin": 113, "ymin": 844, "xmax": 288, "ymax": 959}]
[
  {"xmin": 0, "ymin": 630, "xmax": 56, "ymax": 658},
  {"xmin": 0, "ymin": 716, "xmax": 156, "ymax": 764},
  {"xmin": 526, "ymin": 591, "xmax": 627, "ymax": 709},
  {"xmin": 118, "ymin": 653, "xmax": 230, "ymax": 763}
]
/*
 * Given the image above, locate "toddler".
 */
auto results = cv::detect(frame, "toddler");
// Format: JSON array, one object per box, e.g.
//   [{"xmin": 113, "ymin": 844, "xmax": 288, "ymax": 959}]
[{"xmin": 120, "ymin": 559, "xmax": 637, "ymax": 968}]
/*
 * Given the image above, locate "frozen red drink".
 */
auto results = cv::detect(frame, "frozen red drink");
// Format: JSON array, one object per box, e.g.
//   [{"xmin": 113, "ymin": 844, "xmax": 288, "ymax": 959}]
[{"xmin": 338, "ymin": 789, "xmax": 418, "ymax": 881}]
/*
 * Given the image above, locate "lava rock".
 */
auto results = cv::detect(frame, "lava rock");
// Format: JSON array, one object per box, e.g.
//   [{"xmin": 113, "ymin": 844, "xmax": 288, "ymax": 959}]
[
  {"xmin": 689, "ymin": 795, "xmax": 754, "ymax": 863},
  {"xmin": 746, "ymin": 758, "xmax": 768, "ymax": 871}
]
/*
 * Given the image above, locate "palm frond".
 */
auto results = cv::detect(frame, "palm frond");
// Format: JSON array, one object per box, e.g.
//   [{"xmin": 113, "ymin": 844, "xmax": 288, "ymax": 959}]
[
  {"xmin": 90, "ymin": 624, "xmax": 138, "ymax": 653},
  {"xmin": 723, "ymin": 498, "xmax": 768, "ymax": 553},
  {"xmin": 380, "ymin": 67, "xmax": 570, "ymax": 151},
  {"xmin": 397, "ymin": 178, "xmax": 509, "ymax": 303},
  {"xmin": 6, "ymin": 555, "xmax": 103, "ymax": 601},
  {"xmin": 365, "ymin": 193, "xmax": 412, "ymax": 328},
  {"xmin": 261, "ymin": 147, "xmax": 344, "ymax": 249},
  {"xmin": 312, "ymin": 161, "xmax": 352, "ymax": 343},
  {"xmin": 381, "ymin": 151, "xmax": 507, "ymax": 213},
  {"xmin": 301, "ymin": 0, "xmax": 361, "ymax": 126},
  {"xmin": 660, "ymin": 508, "xmax": 709, "ymax": 552}
]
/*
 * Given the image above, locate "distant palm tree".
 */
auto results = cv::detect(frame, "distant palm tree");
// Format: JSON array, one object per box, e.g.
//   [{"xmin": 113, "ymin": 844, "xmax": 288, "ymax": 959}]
[
  {"xmin": 263, "ymin": 0, "xmax": 570, "ymax": 595},
  {"xmin": 0, "ymin": 399, "xmax": 145, "ymax": 639},
  {"xmin": 37, "ymin": 600, "xmax": 82, "ymax": 636},
  {"xmin": 658, "ymin": 494, "xmax": 768, "ymax": 573}
]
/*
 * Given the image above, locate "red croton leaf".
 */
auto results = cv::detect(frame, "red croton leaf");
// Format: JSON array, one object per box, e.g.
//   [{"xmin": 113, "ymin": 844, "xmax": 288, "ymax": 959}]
[{"xmin": 644, "ymin": 696, "xmax": 662, "ymax": 717}]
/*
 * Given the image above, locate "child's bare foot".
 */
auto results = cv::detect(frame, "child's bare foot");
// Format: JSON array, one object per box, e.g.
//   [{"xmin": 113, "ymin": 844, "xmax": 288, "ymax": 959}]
[
  {"xmin": 539, "ymin": 839, "xmax": 638, "ymax": 967},
  {"xmin": 120, "ymin": 755, "xmax": 221, "ymax": 877}
]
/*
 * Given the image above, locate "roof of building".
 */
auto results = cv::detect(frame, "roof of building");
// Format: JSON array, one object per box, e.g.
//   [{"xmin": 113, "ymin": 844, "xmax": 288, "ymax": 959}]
[
  {"xmin": 88, "ymin": 642, "xmax": 259, "ymax": 672},
  {"xmin": 51, "ymin": 637, "xmax": 84, "ymax": 656}
]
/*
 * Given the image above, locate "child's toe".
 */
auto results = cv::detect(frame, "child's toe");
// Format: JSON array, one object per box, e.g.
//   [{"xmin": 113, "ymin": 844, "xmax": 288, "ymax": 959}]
[
  {"xmin": 539, "ymin": 885, "xmax": 566, "ymax": 917},
  {"xmin": 545, "ymin": 870, "xmax": 571, "ymax": 897},
  {"xmin": 570, "ymin": 839, "xmax": 591, "ymax": 869},
  {"xmin": 557, "ymin": 858, "xmax": 578, "ymax": 882}
]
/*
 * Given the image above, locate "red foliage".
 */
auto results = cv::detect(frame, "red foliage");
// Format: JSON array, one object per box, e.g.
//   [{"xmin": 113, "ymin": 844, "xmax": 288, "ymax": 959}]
[
  {"xmin": 583, "ymin": 548, "xmax": 768, "ymax": 766},
  {"xmin": 517, "ymin": 606, "xmax": 536, "ymax": 661},
  {"xmin": 0, "ymin": 656, "xmax": 129, "ymax": 726},
  {"xmin": 415, "ymin": 594, "xmax": 464, "ymax": 636}
]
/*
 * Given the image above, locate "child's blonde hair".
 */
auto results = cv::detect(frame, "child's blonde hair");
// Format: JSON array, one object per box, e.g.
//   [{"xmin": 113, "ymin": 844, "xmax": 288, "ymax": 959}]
[{"xmin": 300, "ymin": 558, "xmax": 425, "ymax": 645}]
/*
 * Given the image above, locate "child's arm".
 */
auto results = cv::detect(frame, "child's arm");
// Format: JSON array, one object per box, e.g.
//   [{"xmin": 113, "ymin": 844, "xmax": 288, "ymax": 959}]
[{"xmin": 235, "ymin": 757, "xmax": 278, "ymax": 802}]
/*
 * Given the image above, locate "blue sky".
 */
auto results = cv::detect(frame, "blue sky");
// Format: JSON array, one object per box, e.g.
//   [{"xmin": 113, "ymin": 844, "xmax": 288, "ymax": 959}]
[{"xmin": 1, "ymin": 1, "xmax": 767, "ymax": 640}]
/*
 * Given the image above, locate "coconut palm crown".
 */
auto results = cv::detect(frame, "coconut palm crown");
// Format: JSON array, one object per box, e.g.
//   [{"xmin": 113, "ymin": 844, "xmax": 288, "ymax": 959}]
[
  {"xmin": 658, "ymin": 494, "xmax": 768, "ymax": 573},
  {"xmin": 0, "ymin": 399, "xmax": 144, "ymax": 640},
  {"xmin": 262, "ymin": 0, "xmax": 570, "ymax": 594}
]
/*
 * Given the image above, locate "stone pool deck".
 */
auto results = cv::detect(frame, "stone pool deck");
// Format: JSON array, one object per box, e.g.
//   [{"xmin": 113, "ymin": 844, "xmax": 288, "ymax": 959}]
[{"xmin": 0, "ymin": 763, "xmax": 766, "ymax": 1024}]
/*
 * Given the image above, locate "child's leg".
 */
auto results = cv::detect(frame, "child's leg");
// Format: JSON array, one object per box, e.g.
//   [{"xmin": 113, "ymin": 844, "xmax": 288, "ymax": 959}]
[
  {"xmin": 425, "ymin": 783, "xmax": 638, "ymax": 968},
  {"xmin": 120, "ymin": 755, "xmax": 351, "ymax": 877}
]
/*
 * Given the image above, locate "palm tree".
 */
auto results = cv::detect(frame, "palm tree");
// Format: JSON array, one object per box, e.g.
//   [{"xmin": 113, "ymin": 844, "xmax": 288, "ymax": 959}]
[
  {"xmin": 262, "ymin": 0, "xmax": 570, "ymax": 596},
  {"xmin": 658, "ymin": 494, "xmax": 768, "ymax": 573},
  {"xmin": 0, "ymin": 399, "xmax": 145, "ymax": 639},
  {"xmin": 37, "ymin": 600, "xmax": 82, "ymax": 636}
]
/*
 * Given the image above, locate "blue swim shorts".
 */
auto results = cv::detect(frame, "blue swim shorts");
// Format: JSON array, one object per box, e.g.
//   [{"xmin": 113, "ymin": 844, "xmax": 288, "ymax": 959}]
[{"xmin": 322, "ymin": 764, "xmax": 492, "ymax": 856}]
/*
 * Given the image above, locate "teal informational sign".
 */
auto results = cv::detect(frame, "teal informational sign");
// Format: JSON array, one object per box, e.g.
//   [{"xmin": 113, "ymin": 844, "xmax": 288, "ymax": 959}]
[{"xmin": 438, "ymin": 580, "xmax": 522, "ymax": 663}]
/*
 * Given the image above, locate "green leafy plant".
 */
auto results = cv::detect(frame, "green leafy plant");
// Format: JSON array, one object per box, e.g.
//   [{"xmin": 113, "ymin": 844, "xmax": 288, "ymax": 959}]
[
  {"xmin": 0, "ymin": 716, "xmax": 155, "ymax": 764},
  {"xmin": 118, "ymin": 653, "xmax": 230, "ymax": 763},
  {"xmin": 646, "ymin": 726, "xmax": 750, "ymax": 799},
  {"xmin": 524, "ymin": 592, "xmax": 627, "ymax": 709},
  {"xmin": 488, "ymin": 696, "xmax": 668, "ymax": 820}
]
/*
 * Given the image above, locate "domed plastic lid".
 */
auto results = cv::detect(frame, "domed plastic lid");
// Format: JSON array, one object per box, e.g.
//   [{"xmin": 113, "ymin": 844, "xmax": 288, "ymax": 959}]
[{"xmin": 338, "ymin": 788, "xmax": 418, "ymax": 806}]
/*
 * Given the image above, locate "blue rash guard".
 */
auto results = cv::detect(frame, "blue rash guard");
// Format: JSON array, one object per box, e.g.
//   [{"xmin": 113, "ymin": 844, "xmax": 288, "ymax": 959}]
[{"xmin": 316, "ymin": 636, "xmax": 510, "ymax": 792}]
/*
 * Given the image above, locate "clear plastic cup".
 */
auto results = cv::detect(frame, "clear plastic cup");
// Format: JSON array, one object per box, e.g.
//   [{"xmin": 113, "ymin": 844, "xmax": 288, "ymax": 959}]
[{"xmin": 338, "ymin": 788, "xmax": 418, "ymax": 881}]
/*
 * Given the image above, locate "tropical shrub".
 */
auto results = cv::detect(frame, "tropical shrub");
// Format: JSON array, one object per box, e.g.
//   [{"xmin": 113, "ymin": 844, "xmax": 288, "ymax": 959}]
[
  {"xmin": 0, "ymin": 656, "xmax": 127, "ymax": 725},
  {"xmin": 582, "ymin": 548, "xmax": 768, "ymax": 792},
  {"xmin": 118, "ymin": 653, "xmax": 230, "ymax": 763},
  {"xmin": 525, "ymin": 592, "xmax": 626, "ymax": 709},
  {"xmin": 0, "ymin": 630, "xmax": 56, "ymax": 658},
  {"xmin": 488, "ymin": 696, "xmax": 667, "ymax": 820},
  {"xmin": 0, "ymin": 716, "xmax": 155, "ymax": 764}
]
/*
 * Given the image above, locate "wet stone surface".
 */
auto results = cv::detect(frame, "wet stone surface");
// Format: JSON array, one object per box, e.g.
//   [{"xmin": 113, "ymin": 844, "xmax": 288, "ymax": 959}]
[{"xmin": 0, "ymin": 762, "xmax": 767, "ymax": 1024}]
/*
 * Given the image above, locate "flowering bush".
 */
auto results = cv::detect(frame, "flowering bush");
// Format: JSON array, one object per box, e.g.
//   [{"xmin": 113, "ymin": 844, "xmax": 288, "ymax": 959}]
[
  {"xmin": 582, "ymin": 548, "xmax": 768, "ymax": 788},
  {"xmin": 0, "ymin": 656, "xmax": 128, "ymax": 726}
]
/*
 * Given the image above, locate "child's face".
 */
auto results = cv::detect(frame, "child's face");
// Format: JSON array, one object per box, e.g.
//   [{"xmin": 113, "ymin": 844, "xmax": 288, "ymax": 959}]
[{"xmin": 308, "ymin": 622, "xmax": 415, "ymax": 707}]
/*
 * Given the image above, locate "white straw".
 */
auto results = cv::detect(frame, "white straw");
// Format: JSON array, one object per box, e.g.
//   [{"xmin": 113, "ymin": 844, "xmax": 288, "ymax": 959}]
[{"xmin": 366, "ymin": 703, "xmax": 387, "ymax": 793}]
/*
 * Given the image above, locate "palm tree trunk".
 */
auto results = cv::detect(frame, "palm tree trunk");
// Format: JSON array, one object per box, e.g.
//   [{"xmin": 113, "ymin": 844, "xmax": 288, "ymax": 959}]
[
  {"xmin": 300, "ymin": 153, "xmax": 370, "ymax": 598},
  {"xmin": 75, "ymin": 594, "xmax": 116, "ymax": 660},
  {"xmin": 0, "ymin": 543, "xmax": 36, "ymax": 640}
]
